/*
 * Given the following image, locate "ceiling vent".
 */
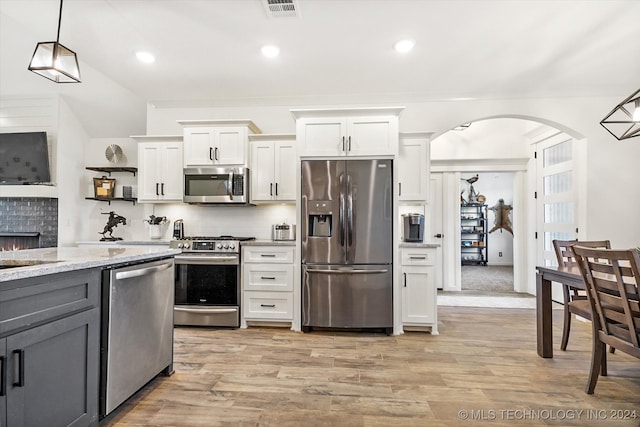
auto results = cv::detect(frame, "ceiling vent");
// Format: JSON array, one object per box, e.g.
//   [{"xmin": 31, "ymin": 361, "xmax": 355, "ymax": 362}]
[{"xmin": 263, "ymin": 0, "xmax": 300, "ymax": 18}]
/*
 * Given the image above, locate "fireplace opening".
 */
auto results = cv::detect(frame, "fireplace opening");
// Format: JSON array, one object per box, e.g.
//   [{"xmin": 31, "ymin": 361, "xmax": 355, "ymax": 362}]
[{"xmin": 0, "ymin": 232, "xmax": 40, "ymax": 251}]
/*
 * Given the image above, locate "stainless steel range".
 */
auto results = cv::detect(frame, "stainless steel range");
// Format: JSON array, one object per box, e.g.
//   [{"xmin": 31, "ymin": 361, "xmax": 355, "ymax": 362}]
[{"xmin": 170, "ymin": 236, "xmax": 254, "ymax": 327}]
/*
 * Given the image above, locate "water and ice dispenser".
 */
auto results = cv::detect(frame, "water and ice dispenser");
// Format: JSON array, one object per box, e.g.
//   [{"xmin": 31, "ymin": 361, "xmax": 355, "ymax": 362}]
[{"xmin": 307, "ymin": 201, "xmax": 333, "ymax": 237}]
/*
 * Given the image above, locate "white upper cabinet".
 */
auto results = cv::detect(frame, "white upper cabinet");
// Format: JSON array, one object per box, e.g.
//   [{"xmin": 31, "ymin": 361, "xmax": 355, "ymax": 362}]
[
  {"xmin": 398, "ymin": 132, "xmax": 432, "ymax": 202},
  {"xmin": 133, "ymin": 135, "xmax": 184, "ymax": 203},
  {"xmin": 291, "ymin": 107, "xmax": 403, "ymax": 157},
  {"xmin": 249, "ymin": 134, "xmax": 296, "ymax": 203},
  {"xmin": 178, "ymin": 120, "xmax": 261, "ymax": 167}
]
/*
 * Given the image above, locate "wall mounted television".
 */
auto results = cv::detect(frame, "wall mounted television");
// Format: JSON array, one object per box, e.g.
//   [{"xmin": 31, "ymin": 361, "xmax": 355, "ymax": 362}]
[{"xmin": 0, "ymin": 131, "xmax": 52, "ymax": 184}]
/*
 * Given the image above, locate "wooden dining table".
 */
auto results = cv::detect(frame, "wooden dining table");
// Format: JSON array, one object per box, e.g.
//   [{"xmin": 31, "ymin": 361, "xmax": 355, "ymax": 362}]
[{"xmin": 535, "ymin": 264, "xmax": 585, "ymax": 358}]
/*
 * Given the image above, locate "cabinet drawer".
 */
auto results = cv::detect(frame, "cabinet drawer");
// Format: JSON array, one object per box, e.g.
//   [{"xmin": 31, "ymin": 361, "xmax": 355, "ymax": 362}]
[
  {"xmin": 0, "ymin": 269, "xmax": 101, "ymax": 337},
  {"xmin": 401, "ymin": 249, "xmax": 435, "ymax": 266},
  {"xmin": 243, "ymin": 264, "xmax": 293, "ymax": 292},
  {"xmin": 244, "ymin": 292, "xmax": 293, "ymax": 320},
  {"xmin": 243, "ymin": 246, "xmax": 294, "ymax": 263}
]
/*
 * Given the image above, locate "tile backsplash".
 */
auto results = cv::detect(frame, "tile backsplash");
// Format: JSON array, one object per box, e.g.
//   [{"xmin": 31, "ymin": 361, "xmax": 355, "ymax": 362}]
[{"xmin": 0, "ymin": 197, "xmax": 58, "ymax": 248}]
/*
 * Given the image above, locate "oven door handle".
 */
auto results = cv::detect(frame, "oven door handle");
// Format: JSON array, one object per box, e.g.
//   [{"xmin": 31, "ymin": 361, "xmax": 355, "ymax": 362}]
[
  {"xmin": 175, "ymin": 255, "xmax": 238, "ymax": 265},
  {"xmin": 174, "ymin": 307, "xmax": 237, "ymax": 314}
]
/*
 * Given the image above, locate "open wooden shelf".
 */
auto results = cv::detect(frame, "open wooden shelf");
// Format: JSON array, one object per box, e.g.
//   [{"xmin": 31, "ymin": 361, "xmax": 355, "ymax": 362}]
[
  {"xmin": 86, "ymin": 167, "xmax": 137, "ymax": 176},
  {"xmin": 85, "ymin": 197, "xmax": 137, "ymax": 205}
]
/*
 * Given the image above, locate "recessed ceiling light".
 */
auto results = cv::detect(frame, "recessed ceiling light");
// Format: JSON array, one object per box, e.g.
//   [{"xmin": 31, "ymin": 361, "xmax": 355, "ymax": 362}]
[
  {"xmin": 136, "ymin": 51, "xmax": 155, "ymax": 64},
  {"xmin": 261, "ymin": 45, "xmax": 280, "ymax": 58},
  {"xmin": 394, "ymin": 39, "xmax": 415, "ymax": 54}
]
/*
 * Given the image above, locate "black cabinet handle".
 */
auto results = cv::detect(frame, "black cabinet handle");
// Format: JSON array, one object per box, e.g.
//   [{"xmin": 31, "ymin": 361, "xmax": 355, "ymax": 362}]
[
  {"xmin": 0, "ymin": 355, "xmax": 6, "ymax": 396},
  {"xmin": 399, "ymin": 182, "xmax": 402, "ymax": 196},
  {"xmin": 161, "ymin": 182, "xmax": 165, "ymax": 196},
  {"xmin": 270, "ymin": 183, "xmax": 273, "ymax": 196},
  {"xmin": 261, "ymin": 276, "xmax": 276, "ymax": 280},
  {"xmin": 214, "ymin": 147, "xmax": 219, "ymax": 161},
  {"xmin": 434, "ymin": 233, "xmax": 443, "ymax": 238},
  {"xmin": 260, "ymin": 304, "xmax": 276, "ymax": 308},
  {"xmin": 260, "ymin": 254, "xmax": 276, "ymax": 257},
  {"xmin": 275, "ymin": 183, "xmax": 278, "ymax": 196},
  {"xmin": 155, "ymin": 183, "xmax": 159, "ymax": 196},
  {"xmin": 348, "ymin": 136, "xmax": 351, "ymax": 151},
  {"xmin": 209, "ymin": 147, "xmax": 213, "ymax": 160},
  {"xmin": 342, "ymin": 136, "xmax": 346, "ymax": 152},
  {"xmin": 403, "ymin": 272, "xmax": 407, "ymax": 287},
  {"xmin": 12, "ymin": 349, "xmax": 24, "ymax": 387}
]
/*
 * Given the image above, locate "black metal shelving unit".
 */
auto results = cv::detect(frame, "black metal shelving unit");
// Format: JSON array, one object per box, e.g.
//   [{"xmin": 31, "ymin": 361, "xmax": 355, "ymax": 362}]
[{"xmin": 461, "ymin": 203, "xmax": 488, "ymax": 266}]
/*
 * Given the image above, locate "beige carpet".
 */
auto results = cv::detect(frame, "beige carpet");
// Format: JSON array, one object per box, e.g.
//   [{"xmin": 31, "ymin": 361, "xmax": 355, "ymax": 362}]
[{"xmin": 461, "ymin": 265, "xmax": 514, "ymax": 292}]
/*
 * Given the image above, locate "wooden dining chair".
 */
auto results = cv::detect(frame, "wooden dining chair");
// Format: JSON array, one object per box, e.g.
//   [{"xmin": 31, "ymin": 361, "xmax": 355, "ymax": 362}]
[
  {"xmin": 552, "ymin": 239, "xmax": 611, "ymax": 351},
  {"xmin": 572, "ymin": 246, "xmax": 640, "ymax": 394}
]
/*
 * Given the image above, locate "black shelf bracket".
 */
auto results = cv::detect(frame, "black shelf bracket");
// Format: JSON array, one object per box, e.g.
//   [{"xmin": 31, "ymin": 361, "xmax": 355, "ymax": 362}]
[{"xmin": 85, "ymin": 197, "xmax": 137, "ymax": 206}]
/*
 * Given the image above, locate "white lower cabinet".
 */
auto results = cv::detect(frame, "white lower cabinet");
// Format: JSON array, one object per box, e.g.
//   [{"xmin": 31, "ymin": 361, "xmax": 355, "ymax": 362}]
[
  {"xmin": 242, "ymin": 245, "xmax": 295, "ymax": 327},
  {"xmin": 400, "ymin": 246, "xmax": 438, "ymax": 334}
]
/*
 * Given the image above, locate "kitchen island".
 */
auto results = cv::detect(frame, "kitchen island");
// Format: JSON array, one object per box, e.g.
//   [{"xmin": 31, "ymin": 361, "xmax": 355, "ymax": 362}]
[
  {"xmin": 0, "ymin": 246, "xmax": 179, "ymax": 282},
  {"xmin": 0, "ymin": 246, "xmax": 179, "ymax": 427}
]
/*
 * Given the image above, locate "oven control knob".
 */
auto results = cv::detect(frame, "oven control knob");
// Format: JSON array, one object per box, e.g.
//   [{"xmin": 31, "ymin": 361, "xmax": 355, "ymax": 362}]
[
  {"xmin": 177, "ymin": 243, "xmax": 183, "ymax": 248},
  {"xmin": 183, "ymin": 243, "xmax": 190, "ymax": 249},
  {"xmin": 216, "ymin": 243, "xmax": 223, "ymax": 249},
  {"xmin": 223, "ymin": 243, "xmax": 229, "ymax": 249},
  {"xmin": 229, "ymin": 243, "xmax": 236, "ymax": 250}
]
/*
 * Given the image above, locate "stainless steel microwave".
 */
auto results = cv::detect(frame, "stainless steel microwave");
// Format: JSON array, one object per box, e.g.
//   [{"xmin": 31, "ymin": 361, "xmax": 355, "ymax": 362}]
[{"xmin": 183, "ymin": 167, "xmax": 250, "ymax": 204}]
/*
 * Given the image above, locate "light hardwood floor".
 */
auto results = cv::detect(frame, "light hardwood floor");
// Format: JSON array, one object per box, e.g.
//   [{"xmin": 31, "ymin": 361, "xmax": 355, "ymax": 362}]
[{"xmin": 102, "ymin": 307, "xmax": 640, "ymax": 427}]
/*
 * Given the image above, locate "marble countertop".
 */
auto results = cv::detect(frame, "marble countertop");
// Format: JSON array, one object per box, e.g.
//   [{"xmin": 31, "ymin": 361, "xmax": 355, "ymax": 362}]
[
  {"xmin": 76, "ymin": 240, "xmax": 171, "ymax": 246},
  {"xmin": 399, "ymin": 242, "xmax": 441, "ymax": 248},
  {"xmin": 0, "ymin": 247, "xmax": 180, "ymax": 282},
  {"xmin": 242, "ymin": 239, "xmax": 296, "ymax": 246}
]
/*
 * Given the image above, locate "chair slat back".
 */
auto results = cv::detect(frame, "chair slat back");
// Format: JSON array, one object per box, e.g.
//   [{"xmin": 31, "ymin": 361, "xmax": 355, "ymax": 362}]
[
  {"xmin": 573, "ymin": 246, "xmax": 640, "ymax": 350},
  {"xmin": 552, "ymin": 239, "xmax": 611, "ymax": 267}
]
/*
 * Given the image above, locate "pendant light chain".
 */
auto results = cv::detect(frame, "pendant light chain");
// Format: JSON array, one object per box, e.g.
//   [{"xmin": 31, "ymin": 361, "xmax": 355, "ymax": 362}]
[{"xmin": 56, "ymin": 0, "xmax": 64, "ymax": 43}]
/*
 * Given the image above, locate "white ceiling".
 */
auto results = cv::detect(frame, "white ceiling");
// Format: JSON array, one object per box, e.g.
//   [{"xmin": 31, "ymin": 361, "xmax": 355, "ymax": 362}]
[{"xmin": 1, "ymin": 0, "xmax": 639, "ymax": 137}]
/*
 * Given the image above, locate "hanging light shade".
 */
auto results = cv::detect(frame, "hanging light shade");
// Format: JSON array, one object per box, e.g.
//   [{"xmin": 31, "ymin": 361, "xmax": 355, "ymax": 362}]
[
  {"xmin": 600, "ymin": 88, "xmax": 640, "ymax": 140},
  {"xmin": 28, "ymin": 0, "xmax": 80, "ymax": 83}
]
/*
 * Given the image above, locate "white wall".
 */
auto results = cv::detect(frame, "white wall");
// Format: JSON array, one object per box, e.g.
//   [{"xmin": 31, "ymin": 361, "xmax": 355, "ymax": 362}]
[
  {"xmin": 3, "ymin": 93, "xmax": 638, "ymax": 249},
  {"xmin": 146, "ymin": 96, "xmax": 640, "ymax": 249},
  {"xmin": 466, "ymin": 172, "xmax": 515, "ymax": 266},
  {"xmin": 57, "ymin": 99, "xmax": 90, "ymax": 246},
  {"xmin": 82, "ymin": 137, "xmax": 143, "ymax": 242},
  {"xmin": 0, "ymin": 95, "xmax": 90, "ymax": 247}
]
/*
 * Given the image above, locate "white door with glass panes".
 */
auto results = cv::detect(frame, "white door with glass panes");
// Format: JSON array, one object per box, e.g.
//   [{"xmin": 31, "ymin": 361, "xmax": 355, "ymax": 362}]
[{"xmin": 535, "ymin": 133, "xmax": 583, "ymax": 300}]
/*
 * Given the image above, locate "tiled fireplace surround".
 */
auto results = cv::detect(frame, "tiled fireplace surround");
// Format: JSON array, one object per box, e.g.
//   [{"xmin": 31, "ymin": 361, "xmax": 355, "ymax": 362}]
[{"xmin": 0, "ymin": 197, "xmax": 58, "ymax": 250}]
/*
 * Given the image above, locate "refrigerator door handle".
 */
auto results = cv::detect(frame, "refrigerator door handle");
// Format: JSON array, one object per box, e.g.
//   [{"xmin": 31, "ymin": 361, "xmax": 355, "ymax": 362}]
[
  {"xmin": 305, "ymin": 268, "xmax": 389, "ymax": 274},
  {"xmin": 339, "ymin": 174, "xmax": 346, "ymax": 247},
  {"xmin": 347, "ymin": 175, "xmax": 353, "ymax": 248}
]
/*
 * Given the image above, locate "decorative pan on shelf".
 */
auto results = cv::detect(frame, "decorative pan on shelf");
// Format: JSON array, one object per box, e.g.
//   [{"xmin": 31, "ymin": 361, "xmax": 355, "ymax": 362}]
[{"xmin": 105, "ymin": 144, "xmax": 123, "ymax": 163}]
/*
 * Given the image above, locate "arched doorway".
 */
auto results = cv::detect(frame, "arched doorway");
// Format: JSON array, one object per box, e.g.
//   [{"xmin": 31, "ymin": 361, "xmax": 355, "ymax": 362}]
[{"xmin": 430, "ymin": 116, "xmax": 585, "ymax": 304}]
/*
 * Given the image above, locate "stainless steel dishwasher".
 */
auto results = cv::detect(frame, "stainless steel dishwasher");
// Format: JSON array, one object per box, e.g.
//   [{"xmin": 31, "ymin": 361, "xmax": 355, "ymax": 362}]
[{"xmin": 100, "ymin": 257, "xmax": 175, "ymax": 418}]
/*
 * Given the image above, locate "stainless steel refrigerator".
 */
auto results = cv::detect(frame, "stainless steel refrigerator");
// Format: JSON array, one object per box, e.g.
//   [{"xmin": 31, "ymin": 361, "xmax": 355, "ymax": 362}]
[{"xmin": 301, "ymin": 159, "xmax": 393, "ymax": 333}]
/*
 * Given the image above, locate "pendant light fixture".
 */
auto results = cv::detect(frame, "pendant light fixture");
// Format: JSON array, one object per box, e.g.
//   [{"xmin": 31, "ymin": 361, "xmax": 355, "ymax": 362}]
[
  {"xmin": 28, "ymin": 0, "xmax": 81, "ymax": 83},
  {"xmin": 600, "ymin": 88, "xmax": 639, "ymax": 140}
]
